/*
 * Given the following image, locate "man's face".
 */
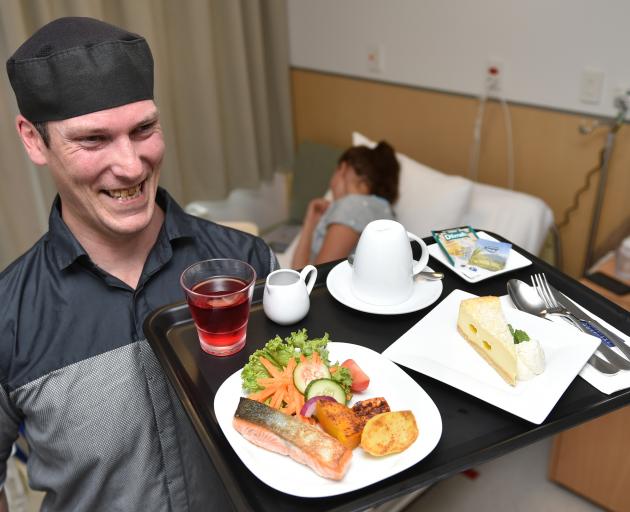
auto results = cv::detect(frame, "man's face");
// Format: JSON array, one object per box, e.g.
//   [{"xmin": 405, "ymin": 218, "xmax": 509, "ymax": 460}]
[{"xmin": 42, "ymin": 100, "xmax": 165, "ymax": 242}]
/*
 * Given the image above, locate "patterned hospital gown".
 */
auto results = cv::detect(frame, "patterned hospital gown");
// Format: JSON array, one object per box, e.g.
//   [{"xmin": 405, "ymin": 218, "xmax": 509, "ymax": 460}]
[{"xmin": 310, "ymin": 194, "xmax": 395, "ymax": 260}]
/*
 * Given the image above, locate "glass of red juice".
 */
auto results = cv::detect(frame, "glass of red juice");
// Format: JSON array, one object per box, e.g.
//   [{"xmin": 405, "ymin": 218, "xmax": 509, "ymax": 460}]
[{"xmin": 180, "ymin": 259, "xmax": 256, "ymax": 356}]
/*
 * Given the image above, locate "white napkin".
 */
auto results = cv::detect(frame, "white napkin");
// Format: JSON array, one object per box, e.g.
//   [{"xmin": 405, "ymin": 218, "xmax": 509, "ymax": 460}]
[{"xmin": 556, "ymin": 301, "xmax": 630, "ymax": 395}]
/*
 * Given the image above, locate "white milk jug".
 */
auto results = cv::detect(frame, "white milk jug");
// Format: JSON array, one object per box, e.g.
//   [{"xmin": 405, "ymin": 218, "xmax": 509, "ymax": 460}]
[{"xmin": 263, "ymin": 265, "xmax": 317, "ymax": 325}]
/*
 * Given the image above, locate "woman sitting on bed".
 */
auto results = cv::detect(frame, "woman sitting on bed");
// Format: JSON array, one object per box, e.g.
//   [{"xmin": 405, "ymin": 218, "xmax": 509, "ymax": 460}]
[{"xmin": 291, "ymin": 141, "xmax": 400, "ymax": 269}]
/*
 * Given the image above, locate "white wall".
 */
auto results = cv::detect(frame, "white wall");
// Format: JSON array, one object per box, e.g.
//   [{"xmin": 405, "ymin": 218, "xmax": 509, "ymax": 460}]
[{"xmin": 288, "ymin": 0, "xmax": 630, "ymax": 118}]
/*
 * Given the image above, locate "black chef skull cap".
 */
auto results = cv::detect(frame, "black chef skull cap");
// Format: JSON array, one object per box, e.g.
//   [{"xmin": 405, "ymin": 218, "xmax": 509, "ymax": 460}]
[{"xmin": 6, "ymin": 16, "xmax": 154, "ymax": 122}]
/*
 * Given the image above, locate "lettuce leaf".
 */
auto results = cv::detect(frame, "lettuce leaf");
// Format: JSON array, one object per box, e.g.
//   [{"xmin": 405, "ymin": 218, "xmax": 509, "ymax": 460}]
[
  {"xmin": 330, "ymin": 364, "xmax": 353, "ymax": 395},
  {"xmin": 241, "ymin": 329, "xmax": 332, "ymax": 393}
]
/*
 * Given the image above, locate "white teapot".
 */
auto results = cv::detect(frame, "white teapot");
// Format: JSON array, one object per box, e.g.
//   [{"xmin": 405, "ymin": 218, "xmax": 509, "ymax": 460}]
[{"xmin": 263, "ymin": 265, "xmax": 317, "ymax": 325}]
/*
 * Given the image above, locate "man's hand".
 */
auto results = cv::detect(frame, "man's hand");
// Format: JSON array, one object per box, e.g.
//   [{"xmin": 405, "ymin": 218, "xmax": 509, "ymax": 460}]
[{"xmin": 0, "ymin": 489, "xmax": 9, "ymax": 512}]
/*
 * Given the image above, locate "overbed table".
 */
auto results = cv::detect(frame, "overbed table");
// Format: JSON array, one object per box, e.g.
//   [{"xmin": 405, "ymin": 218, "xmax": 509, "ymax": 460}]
[{"xmin": 144, "ymin": 234, "xmax": 630, "ymax": 512}]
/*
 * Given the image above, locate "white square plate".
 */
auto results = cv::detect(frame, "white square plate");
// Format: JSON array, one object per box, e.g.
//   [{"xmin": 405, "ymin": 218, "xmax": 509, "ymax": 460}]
[
  {"xmin": 382, "ymin": 290, "xmax": 600, "ymax": 424},
  {"xmin": 428, "ymin": 231, "xmax": 532, "ymax": 283},
  {"xmin": 214, "ymin": 342, "xmax": 442, "ymax": 497}
]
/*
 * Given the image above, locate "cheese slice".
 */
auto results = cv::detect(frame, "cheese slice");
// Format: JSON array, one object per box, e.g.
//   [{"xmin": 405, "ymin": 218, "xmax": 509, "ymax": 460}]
[{"xmin": 457, "ymin": 296, "xmax": 517, "ymax": 386}]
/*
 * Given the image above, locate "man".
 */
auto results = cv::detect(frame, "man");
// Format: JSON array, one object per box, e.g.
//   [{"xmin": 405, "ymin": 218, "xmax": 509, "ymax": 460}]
[{"xmin": 0, "ymin": 17, "xmax": 277, "ymax": 511}]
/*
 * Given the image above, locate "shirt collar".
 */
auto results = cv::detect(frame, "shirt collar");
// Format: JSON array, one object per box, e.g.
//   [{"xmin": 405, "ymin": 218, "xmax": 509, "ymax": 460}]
[
  {"xmin": 157, "ymin": 187, "xmax": 196, "ymax": 242},
  {"xmin": 47, "ymin": 187, "xmax": 194, "ymax": 270},
  {"xmin": 47, "ymin": 195, "xmax": 88, "ymax": 270}
]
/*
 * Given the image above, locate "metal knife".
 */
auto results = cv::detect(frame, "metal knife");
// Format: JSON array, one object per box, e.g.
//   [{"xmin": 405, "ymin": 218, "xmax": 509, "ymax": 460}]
[
  {"xmin": 507, "ymin": 279, "xmax": 617, "ymax": 374},
  {"xmin": 549, "ymin": 284, "xmax": 630, "ymax": 362}
]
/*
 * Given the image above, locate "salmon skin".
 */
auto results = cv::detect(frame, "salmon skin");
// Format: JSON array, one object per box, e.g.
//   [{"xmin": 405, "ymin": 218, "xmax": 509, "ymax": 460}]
[{"xmin": 233, "ymin": 397, "xmax": 352, "ymax": 480}]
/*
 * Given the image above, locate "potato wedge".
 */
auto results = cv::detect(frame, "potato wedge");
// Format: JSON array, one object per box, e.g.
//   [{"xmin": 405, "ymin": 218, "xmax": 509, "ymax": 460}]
[{"xmin": 360, "ymin": 411, "xmax": 418, "ymax": 456}]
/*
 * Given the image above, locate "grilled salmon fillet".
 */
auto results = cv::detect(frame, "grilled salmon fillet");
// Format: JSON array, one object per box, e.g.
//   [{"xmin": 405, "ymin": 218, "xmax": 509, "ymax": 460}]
[{"xmin": 233, "ymin": 397, "xmax": 352, "ymax": 480}]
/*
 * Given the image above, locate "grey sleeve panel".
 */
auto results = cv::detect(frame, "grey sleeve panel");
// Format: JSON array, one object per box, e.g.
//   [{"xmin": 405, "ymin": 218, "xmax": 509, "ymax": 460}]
[{"xmin": 0, "ymin": 384, "xmax": 21, "ymax": 488}]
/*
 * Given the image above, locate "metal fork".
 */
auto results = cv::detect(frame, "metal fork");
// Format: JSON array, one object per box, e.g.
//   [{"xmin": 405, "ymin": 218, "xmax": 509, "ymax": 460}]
[
  {"xmin": 531, "ymin": 273, "xmax": 627, "ymax": 373},
  {"xmin": 531, "ymin": 274, "xmax": 583, "ymax": 329}
]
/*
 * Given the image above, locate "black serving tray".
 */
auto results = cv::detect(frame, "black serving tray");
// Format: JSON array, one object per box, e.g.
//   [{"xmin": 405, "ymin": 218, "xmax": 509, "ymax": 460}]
[{"xmin": 144, "ymin": 234, "xmax": 630, "ymax": 512}]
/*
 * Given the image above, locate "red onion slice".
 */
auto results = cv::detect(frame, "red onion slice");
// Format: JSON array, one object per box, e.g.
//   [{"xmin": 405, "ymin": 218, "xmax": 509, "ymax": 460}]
[{"xmin": 299, "ymin": 395, "xmax": 335, "ymax": 417}]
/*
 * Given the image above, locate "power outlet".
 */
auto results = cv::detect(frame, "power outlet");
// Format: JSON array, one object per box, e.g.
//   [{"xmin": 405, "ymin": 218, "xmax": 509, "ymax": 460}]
[
  {"xmin": 367, "ymin": 45, "xmax": 384, "ymax": 73},
  {"xmin": 579, "ymin": 69, "xmax": 605, "ymax": 104},
  {"xmin": 485, "ymin": 60, "xmax": 503, "ymax": 93}
]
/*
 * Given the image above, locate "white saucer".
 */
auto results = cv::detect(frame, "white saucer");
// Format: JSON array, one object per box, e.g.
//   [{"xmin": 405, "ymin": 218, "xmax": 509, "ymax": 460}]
[
  {"xmin": 428, "ymin": 231, "xmax": 532, "ymax": 283},
  {"xmin": 326, "ymin": 261, "xmax": 443, "ymax": 315}
]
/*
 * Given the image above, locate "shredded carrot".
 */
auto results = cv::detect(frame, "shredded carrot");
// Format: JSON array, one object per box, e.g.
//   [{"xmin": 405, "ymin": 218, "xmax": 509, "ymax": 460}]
[
  {"xmin": 256, "ymin": 377, "xmax": 285, "ymax": 388},
  {"xmin": 258, "ymin": 356, "xmax": 282, "ymax": 378},
  {"xmin": 248, "ymin": 354, "xmax": 333, "ymax": 417},
  {"xmin": 247, "ymin": 386, "xmax": 277, "ymax": 402},
  {"xmin": 270, "ymin": 386, "xmax": 285, "ymax": 409},
  {"xmin": 249, "ymin": 355, "xmax": 305, "ymax": 417}
]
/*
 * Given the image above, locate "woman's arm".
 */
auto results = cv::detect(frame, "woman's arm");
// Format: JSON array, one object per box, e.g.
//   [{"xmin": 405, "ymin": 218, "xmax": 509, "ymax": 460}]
[
  {"xmin": 291, "ymin": 198, "xmax": 330, "ymax": 269},
  {"xmin": 313, "ymin": 223, "xmax": 360, "ymax": 265},
  {"xmin": 291, "ymin": 226, "xmax": 315, "ymax": 269}
]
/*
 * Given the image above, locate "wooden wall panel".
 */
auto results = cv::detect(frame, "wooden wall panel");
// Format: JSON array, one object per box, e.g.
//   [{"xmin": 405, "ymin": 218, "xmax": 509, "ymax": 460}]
[
  {"xmin": 291, "ymin": 69, "xmax": 630, "ymax": 278},
  {"xmin": 549, "ymin": 406, "xmax": 630, "ymax": 511}
]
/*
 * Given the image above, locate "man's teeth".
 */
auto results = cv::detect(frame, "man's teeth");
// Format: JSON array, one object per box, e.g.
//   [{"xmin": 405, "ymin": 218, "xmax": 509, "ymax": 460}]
[{"xmin": 107, "ymin": 184, "xmax": 142, "ymax": 200}]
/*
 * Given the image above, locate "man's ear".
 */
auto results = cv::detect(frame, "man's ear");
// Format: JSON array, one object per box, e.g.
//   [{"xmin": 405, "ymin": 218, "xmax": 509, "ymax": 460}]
[{"xmin": 16, "ymin": 115, "xmax": 48, "ymax": 166}]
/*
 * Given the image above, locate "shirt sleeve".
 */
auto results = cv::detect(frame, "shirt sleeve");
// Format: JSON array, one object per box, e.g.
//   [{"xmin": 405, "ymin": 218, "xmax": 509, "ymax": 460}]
[
  {"xmin": 268, "ymin": 246, "xmax": 279, "ymax": 273},
  {"xmin": 326, "ymin": 195, "xmax": 393, "ymax": 233},
  {"xmin": 0, "ymin": 384, "xmax": 21, "ymax": 489}
]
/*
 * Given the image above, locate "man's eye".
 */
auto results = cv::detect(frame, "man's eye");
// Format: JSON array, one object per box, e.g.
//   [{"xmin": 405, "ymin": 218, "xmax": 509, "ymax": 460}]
[
  {"xmin": 134, "ymin": 122, "xmax": 156, "ymax": 136},
  {"xmin": 80, "ymin": 135, "xmax": 105, "ymax": 144}
]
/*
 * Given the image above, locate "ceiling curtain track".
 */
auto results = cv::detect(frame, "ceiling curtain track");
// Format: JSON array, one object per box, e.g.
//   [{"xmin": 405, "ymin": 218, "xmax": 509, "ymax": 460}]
[{"xmin": 0, "ymin": 0, "xmax": 294, "ymax": 270}]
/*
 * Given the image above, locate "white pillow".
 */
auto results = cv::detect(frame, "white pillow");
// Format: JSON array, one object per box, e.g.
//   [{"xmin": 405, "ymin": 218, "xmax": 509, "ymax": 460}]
[
  {"xmin": 352, "ymin": 132, "xmax": 473, "ymax": 238},
  {"xmin": 462, "ymin": 181, "xmax": 554, "ymax": 254}
]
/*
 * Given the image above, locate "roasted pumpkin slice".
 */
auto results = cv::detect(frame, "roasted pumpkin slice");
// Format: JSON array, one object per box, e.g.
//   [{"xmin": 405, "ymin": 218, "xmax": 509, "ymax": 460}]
[{"xmin": 315, "ymin": 400, "xmax": 363, "ymax": 449}]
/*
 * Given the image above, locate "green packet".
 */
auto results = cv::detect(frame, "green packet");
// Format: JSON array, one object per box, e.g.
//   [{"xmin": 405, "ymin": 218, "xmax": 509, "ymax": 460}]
[{"xmin": 431, "ymin": 226, "xmax": 478, "ymax": 267}]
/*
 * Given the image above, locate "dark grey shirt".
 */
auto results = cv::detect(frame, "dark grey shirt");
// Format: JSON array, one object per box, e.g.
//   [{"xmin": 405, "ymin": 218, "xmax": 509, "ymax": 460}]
[{"xmin": 0, "ymin": 188, "xmax": 277, "ymax": 511}]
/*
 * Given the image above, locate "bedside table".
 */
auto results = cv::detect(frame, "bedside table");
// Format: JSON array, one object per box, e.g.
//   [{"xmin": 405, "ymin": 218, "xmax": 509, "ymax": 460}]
[
  {"xmin": 548, "ymin": 251, "xmax": 630, "ymax": 511},
  {"xmin": 582, "ymin": 251, "xmax": 630, "ymax": 311}
]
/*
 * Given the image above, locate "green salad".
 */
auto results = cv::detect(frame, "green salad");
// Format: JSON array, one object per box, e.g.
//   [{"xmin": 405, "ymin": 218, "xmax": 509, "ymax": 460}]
[{"xmin": 241, "ymin": 329, "xmax": 352, "ymax": 395}]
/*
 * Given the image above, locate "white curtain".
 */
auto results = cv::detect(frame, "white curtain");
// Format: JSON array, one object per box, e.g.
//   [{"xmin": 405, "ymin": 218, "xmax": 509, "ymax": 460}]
[{"xmin": 0, "ymin": 0, "xmax": 293, "ymax": 270}]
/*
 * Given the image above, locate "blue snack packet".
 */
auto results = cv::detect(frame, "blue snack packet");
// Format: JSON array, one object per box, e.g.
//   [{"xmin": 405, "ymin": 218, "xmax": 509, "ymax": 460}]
[{"xmin": 468, "ymin": 238, "xmax": 512, "ymax": 271}]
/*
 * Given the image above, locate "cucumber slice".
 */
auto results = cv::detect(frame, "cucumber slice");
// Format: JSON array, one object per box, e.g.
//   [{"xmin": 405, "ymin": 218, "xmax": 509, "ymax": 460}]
[
  {"xmin": 293, "ymin": 360, "xmax": 331, "ymax": 394},
  {"xmin": 304, "ymin": 378, "xmax": 346, "ymax": 404}
]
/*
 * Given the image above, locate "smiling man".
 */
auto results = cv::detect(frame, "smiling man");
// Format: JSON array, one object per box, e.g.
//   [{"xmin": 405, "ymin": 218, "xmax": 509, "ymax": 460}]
[{"xmin": 0, "ymin": 17, "xmax": 277, "ymax": 512}]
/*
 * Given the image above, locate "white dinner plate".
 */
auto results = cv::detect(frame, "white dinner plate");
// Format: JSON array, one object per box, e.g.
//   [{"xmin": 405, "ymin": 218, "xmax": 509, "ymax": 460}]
[
  {"xmin": 382, "ymin": 289, "xmax": 600, "ymax": 424},
  {"xmin": 326, "ymin": 261, "xmax": 443, "ymax": 315},
  {"xmin": 214, "ymin": 342, "xmax": 442, "ymax": 497},
  {"xmin": 428, "ymin": 231, "xmax": 532, "ymax": 283}
]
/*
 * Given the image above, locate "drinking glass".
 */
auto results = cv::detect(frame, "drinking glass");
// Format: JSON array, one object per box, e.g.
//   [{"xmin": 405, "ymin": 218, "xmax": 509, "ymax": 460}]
[{"xmin": 180, "ymin": 259, "xmax": 256, "ymax": 356}]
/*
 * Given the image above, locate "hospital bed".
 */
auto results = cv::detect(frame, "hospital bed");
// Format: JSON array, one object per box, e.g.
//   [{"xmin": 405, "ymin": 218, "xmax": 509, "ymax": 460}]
[
  {"xmin": 272, "ymin": 133, "xmax": 556, "ymax": 268},
  {"xmin": 186, "ymin": 134, "xmax": 557, "ymax": 269}
]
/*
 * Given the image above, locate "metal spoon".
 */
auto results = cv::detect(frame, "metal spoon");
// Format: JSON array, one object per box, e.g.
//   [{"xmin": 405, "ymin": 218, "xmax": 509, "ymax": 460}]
[
  {"xmin": 507, "ymin": 279, "xmax": 619, "ymax": 374},
  {"xmin": 346, "ymin": 253, "xmax": 444, "ymax": 281}
]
